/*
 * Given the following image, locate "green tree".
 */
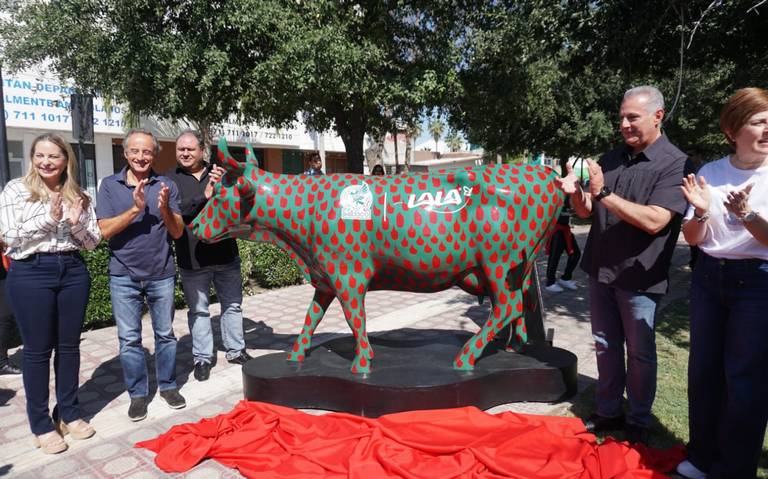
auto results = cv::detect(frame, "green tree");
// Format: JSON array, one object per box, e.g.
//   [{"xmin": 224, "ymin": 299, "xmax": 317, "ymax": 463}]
[
  {"xmin": 1, "ymin": 0, "xmax": 468, "ymax": 173},
  {"xmin": 446, "ymin": 129, "xmax": 462, "ymax": 152},
  {"xmin": 428, "ymin": 117, "xmax": 444, "ymax": 153},
  {"xmin": 404, "ymin": 121, "xmax": 422, "ymax": 171}
]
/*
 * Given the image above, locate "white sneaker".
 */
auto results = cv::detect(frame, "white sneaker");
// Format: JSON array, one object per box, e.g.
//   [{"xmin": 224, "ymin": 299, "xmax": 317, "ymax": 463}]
[
  {"xmin": 676, "ymin": 460, "xmax": 706, "ymax": 479},
  {"xmin": 557, "ymin": 279, "xmax": 578, "ymax": 290},
  {"xmin": 545, "ymin": 283, "xmax": 564, "ymax": 293}
]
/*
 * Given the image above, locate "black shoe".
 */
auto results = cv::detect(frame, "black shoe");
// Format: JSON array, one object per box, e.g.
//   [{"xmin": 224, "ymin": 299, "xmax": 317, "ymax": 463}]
[
  {"xmin": 625, "ymin": 423, "xmax": 650, "ymax": 445},
  {"xmin": 193, "ymin": 362, "xmax": 211, "ymax": 382},
  {"xmin": 227, "ymin": 351, "xmax": 253, "ymax": 365},
  {"xmin": 128, "ymin": 396, "xmax": 148, "ymax": 422},
  {"xmin": 160, "ymin": 388, "xmax": 186, "ymax": 409},
  {"xmin": 0, "ymin": 360, "xmax": 22, "ymax": 375},
  {"xmin": 583, "ymin": 413, "xmax": 625, "ymax": 433}
]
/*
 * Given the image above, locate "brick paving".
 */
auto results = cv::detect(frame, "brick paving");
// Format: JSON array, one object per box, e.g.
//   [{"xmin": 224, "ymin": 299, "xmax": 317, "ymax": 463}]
[{"xmin": 0, "ymin": 224, "xmax": 694, "ymax": 478}]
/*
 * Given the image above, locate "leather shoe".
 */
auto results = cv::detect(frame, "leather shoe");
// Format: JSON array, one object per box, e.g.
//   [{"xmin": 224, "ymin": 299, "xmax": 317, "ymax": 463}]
[
  {"xmin": 583, "ymin": 413, "xmax": 625, "ymax": 433},
  {"xmin": 0, "ymin": 360, "xmax": 22, "ymax": 375},
  {"xmin": 624, "ymin": 423, "xmax": 649, "ymax": 445},
  {"xmin": 227, "ymin": 350, "xmax": 253, "ymax": 365},
  {"xmin": 193, "ymin": 362, "xmax": 211, "ymax": 381}
]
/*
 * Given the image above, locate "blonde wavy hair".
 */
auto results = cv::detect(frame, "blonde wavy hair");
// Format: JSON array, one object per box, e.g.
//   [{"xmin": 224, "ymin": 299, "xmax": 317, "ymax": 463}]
[{"xmin": 23, "ymin": 133, "xmax": 90, "ymax": 208}]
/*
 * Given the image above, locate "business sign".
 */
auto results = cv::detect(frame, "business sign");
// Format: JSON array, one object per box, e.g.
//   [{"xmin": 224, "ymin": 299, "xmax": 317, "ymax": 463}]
[{"xmin": 2, "ymin": 72, "xmax": 125, "ymax": 135}]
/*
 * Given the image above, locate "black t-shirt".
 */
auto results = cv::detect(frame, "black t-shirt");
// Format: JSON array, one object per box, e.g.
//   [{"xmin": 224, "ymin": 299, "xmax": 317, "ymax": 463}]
[
  {"xmin": 165, "ymin": 164, "xmax": 239, "ymax": 270},
  {"xmin": 580, "ymin": 135, "xmax": 688, "ymax": 294}
]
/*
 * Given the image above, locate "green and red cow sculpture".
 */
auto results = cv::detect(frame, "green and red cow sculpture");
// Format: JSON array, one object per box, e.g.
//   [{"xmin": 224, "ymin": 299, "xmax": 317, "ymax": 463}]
[{"xmin": 191, "ymin": 138, "xmax": 564, "ymax": 374}]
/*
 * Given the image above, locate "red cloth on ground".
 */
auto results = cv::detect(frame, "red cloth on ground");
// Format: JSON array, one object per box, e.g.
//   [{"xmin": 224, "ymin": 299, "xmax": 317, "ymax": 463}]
[{"xmin": 136, "ymin": 401, "xmax": 685, "ymax": 479}]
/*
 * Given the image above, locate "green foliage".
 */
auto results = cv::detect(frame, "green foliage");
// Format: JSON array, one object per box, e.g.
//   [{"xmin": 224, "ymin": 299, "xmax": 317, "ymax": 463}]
[{"xmin": 237, "ymin": 240, "xmax": 304, "ymax": 289}]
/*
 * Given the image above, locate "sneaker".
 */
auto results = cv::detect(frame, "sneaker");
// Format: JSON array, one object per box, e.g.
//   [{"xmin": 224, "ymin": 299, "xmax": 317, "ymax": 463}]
[
  {"xmin": 160, "ymin": 388, "xmax": 186, "ymax": 409},
  {"xmin": 128, "ymin": 396, "xmax": 148, "ymax": 422},
  {"xmin": 194, "ymin": 362, "xmax": 211, "ymax": 381},
  {"xmin": 676, "ymin": 460, "xmax": 707, "ymax": 479},
  {"xmin": 557, "ymin": 278, "xmax": 578, "ymax": 290},
  {"xmin": 0, "ymin": 359, "xmax": 22, "ymax": 375},
  {"xmin": 544, "ymin": 283, "xmax": 564, "ymax": 293},
  {"xmin": 227, "ymin": 350, "xmax": 253, "ymax": 365}
]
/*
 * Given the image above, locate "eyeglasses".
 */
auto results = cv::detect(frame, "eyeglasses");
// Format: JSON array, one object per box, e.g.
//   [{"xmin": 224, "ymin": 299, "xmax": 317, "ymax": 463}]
[{"xmin": 127, "ymin": 148, "xmax": 155, "ymax": 157}]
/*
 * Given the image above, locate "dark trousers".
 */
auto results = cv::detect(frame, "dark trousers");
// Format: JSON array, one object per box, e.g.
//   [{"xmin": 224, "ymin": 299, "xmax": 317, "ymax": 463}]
[
  {"xmin": 687, "ymin": 253, "xmax": 768, "ymax": 478},
  {"xmin": 0, "ymin": 278, "xmax": 14, "ymax": 360},
  {"xmin": 5, "ymin": 253, "xmax": 90, "ymax": 435},
  {"xmin": 545, "ymin": 229, "xmax": 581, "ymax": 285}
]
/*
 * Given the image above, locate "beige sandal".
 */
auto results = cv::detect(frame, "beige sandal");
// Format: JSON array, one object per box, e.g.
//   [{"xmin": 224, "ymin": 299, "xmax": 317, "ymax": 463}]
[
  {"xmin": 57, "ymin": 419, "xmax": 95, "ymax": 440},
  {"xmin": 32, "ymin": 430, "xmax": 68, "ymax": 454}
]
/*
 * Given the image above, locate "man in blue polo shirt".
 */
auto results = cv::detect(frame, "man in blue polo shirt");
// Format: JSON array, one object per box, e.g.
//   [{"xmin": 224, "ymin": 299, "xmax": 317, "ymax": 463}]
[{"xmin": 96, "ymin": 129, "xmax": 186, "ymax": 421}]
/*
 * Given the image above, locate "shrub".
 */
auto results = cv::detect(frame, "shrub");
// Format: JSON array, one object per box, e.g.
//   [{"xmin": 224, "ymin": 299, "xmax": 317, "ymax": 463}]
[{"xmin": 238, "ymin": 240, "xmax": 304, "ymax": 289}]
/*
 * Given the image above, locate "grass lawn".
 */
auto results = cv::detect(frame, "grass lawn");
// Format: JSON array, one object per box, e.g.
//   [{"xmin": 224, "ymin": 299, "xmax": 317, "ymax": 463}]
[{"xmin": 569, "ymin": 296, "xmax": 768, "ymax": 477}]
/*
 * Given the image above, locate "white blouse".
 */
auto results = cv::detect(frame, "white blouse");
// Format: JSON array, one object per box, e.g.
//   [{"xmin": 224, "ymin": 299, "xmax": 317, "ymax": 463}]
[{"xmin": 0, "ymin": 178, "xmax": 101, "ymax": 260}]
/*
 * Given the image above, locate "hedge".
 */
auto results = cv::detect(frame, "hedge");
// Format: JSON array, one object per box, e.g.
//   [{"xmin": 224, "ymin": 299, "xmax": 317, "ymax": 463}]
[{"xmin": 81, "ymin": 239, "xmax": 304, "ymax": 329}]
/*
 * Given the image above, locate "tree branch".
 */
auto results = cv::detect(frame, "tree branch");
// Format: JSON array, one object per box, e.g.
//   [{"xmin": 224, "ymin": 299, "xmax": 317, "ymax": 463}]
[
  {"xmin": 687, "ymin": 0, "xmax": 721, "ymax": 50},
  {"xmin": 747, "ymin": 0, "xmax": 767, "ymax": 14}
]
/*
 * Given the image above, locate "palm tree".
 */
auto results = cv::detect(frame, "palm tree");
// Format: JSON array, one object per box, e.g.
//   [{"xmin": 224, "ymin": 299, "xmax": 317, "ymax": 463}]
[
  {"xmin": 446, "ymin": 129, "xmax": 462, "ymax": 152},
  {"xmin": 404, "ymin": 122, "xmax": 421, "ymax": 172},
  {"xmin": 428, "ymin": 118, "xmax": 444, "ymax": 154}
]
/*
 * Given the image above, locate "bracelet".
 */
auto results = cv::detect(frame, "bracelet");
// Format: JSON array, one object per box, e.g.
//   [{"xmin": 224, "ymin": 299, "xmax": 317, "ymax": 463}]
[{"xmin": 694, "ymin": 211, "xmax": 710, "ymax": 222}]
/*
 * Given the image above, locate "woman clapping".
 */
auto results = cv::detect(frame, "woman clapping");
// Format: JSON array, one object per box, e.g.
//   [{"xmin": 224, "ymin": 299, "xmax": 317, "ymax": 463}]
[
  {"xmin": 676, "ymin": 88, "xmax": 768, "ymax": 479},
  {"xmin": 0, "ymin": 133, "xmax": 101, "ymax": 454}
]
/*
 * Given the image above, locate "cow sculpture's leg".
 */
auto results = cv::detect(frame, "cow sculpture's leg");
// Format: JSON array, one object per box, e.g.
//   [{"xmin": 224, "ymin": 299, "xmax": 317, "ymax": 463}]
[
  {"xmin": 505, "ymin": 269, "xmax": 533, "ymax": 352},
  {"xmin": 334, "ymin": 288, "xmax": 373, "ymax": 374},
  {"xmin": 454, "ymin": 263, "xmax": 523, "ymax": 371},
  {"xmin": 287, "ymin": 289, "xmax": 335, "ymax": 362}
]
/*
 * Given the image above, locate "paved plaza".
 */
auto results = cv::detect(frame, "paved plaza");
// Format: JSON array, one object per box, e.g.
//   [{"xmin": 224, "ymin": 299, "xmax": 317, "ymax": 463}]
[{"xmin": 0, "ymin": 225, "xmax": 693, "ymax": 478}]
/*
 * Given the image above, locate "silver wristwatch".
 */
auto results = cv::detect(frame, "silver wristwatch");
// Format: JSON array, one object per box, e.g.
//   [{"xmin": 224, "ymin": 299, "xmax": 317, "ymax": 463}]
[{"xmin": 741, "ymin": 211, "xmax": 759, "ymax": 223}]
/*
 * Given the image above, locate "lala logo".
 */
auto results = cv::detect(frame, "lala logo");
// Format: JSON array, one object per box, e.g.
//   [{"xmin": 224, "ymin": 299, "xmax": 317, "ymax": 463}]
[{"xmin": 405, "ymin": 186, "xmax": 474, "ymax": 213}]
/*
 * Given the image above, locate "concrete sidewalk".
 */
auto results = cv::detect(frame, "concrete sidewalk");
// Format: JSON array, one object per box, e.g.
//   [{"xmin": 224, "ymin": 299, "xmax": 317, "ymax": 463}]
[{"xmin": 0, "ymin": 224, "xmax": 694, "ymax": 478}]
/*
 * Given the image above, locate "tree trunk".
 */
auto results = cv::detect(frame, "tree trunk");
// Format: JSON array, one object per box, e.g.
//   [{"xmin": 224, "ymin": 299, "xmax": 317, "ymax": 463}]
[
  {"xmin": 404, "ymin": 133, "xmax": 411, "ymax": 173},
  {"xmin": 393, "ymin": 130, "xmax": 399, "ymax": 173},
  {"xmin": 335, "ymin": 110, "xmax": 367, "ymax": 174}
]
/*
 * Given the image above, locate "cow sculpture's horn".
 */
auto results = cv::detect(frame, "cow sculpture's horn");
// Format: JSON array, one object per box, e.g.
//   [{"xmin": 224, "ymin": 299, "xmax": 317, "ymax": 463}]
[
  {"xmin": 217, "ymin": 137, "xmax": 245, "ymax": 176},
  {"xmin": 245, "ymin": 143, "xmax": 259, "ymax": 165}
]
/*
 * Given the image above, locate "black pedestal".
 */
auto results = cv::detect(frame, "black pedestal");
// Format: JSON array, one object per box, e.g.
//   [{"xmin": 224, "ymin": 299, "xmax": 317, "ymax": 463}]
[{"xmin": 242, "ymin": 330, "xmax": 577, "ymax": 417}]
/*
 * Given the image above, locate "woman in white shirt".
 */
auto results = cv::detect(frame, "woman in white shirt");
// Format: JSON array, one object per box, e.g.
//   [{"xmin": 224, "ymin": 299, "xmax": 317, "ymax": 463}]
[
  {"xmin": 0, "ymin": 133, "xmax": 101, "ymax": 454},
  {"xmin": 676, "ymin": 88, "xmax": 768, "ymax": 479}
]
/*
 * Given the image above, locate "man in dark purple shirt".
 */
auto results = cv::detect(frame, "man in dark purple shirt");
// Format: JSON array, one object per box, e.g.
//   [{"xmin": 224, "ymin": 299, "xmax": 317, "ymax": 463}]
[
  {"xmin": 96, "ymin": 129, "xmax": 186, "ymax": 421},
  {"xmin": 557, "ymin": 86, "xmax": 688, "ymax": 445}
]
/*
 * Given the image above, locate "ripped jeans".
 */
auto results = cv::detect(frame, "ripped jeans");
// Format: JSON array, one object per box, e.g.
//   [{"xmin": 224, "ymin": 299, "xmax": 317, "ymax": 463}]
[{"xmin": 589, "ymin": 277, "xmax": 661, "ymax": 427}]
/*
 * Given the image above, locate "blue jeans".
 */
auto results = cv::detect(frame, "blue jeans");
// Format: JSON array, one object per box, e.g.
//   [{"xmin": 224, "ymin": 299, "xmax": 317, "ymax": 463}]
[
  {"xmin": 109, "ymin": 275, "xmax": 177, "ymax": 398},
  {"xmin": 179, "ymin": 259, "xmax": 245, "ymax": 363},
  {"xmin": 6, "ymin": 253, "xmax": 90, "ymax": 435},
  {"xmin": 589, "ymin": 277, "xmax": 661, "ymax": 427},
  {"xmin": 687, "ymin": 253, "xmax": 768, "ymax": 478}
]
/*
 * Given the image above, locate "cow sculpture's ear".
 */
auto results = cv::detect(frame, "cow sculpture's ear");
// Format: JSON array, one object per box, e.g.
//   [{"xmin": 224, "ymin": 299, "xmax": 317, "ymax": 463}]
[
  {"xmin": 245, "ymin": 143, "xmax": 258, "ymax": 165},
  {"xmin": 217, "ymin": 137, "xmax": 245, "ymax": 177}
]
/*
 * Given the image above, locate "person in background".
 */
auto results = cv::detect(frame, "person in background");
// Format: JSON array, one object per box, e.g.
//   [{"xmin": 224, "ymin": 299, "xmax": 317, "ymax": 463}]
[
  {"xmin": 304, "ymin": 153, "xmax": 324, "ymax": 176},
  {"xmin": 676, "ymin": 88, "xmax": 768, "ymax": 479},
  {"xmin": 371, "ymin": 164, "xmax": 385, "ymax": 176},
  {"xmin": 96, "ymin": 129, "xmax": 186, "ymax": 422},
  {"xmin": 556, "ymin": 85, "xmax": 688, "ymax": 445},
  {"xmin": 544, "ymin": 159, "xmax": 581, "ymax": 293},
  {"xmin": 165, "ymin": 130, "xmax": 252, "ymax": 382},
  {"xmin": 0, "ymin": 133, "xmax": 101, "ymax": 453},
  {"xmin": 0, "ymin": 240, "xmax": 22, "ymax": 376}
]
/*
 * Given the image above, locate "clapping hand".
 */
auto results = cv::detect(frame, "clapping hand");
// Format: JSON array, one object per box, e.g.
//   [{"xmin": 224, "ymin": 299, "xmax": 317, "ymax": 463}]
[
  {"xmin": 724, "ymin": 183, "xmax": 753, "ymax": 218},
  {"xmin": 66, "ymin": 197, "xmax": 84, "ymax": 226},
  {"xmin": 681, "ymin": 174, "xmax": 710, "ymax": 216},
  {"xmin": 554, "ymin": 163, "xmax": 581, "ymax": 194},
  {"xmin": 158, "ymin": 182, "xmax": 170, "ymax": 210},
  {"xmin": 133, "ymin": 179, "xmax": 148, "ymax": 211},
  {"xmin": 204, "ymin": 166, "xmax": 225, "ymax": 199},
  {"xmin": 50, "ymin": 192, "xmax": 63, "ymax": 222},
  {"xmin": 586, "ymin": 159, "xmax": 605, "ymax": 197}
]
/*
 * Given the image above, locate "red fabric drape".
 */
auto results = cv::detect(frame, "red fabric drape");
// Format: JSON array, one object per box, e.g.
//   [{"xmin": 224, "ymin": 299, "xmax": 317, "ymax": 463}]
[{"xmin": 136, "ymin": 401, "xmax": 684, "ymax": 479}]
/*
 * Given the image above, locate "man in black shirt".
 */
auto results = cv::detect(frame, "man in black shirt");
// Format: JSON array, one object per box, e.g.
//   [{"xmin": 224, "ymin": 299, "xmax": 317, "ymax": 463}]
[
  {"xmin": 557, "ymin": 86, "xmax": 688, "ymax": 444},
  {"xmin": 166, "ymin": 130, "xmax": 252, "ymax": 381}
]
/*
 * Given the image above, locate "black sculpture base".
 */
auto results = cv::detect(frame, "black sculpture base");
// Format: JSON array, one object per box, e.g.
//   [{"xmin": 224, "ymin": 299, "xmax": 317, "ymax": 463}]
[{"xmin": 242, "ymin": 330, "xmax": 577, "ymax": 417}]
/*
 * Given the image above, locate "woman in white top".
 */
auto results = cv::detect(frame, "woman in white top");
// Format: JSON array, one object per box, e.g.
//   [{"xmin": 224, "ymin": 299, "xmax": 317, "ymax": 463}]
[
  {"xmin": 0, "ymin": 133, "xmax": 101, "ymax": 454},
  {"xmin": 676, "ymin": 88, "xmax": 768, "ymax": 479}
]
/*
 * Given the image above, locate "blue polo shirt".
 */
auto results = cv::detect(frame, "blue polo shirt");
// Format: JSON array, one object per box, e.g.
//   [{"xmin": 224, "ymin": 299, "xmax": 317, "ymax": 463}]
[{"xmin": 96, "ymin": 167, "xmax": 181, "ymax": 281}]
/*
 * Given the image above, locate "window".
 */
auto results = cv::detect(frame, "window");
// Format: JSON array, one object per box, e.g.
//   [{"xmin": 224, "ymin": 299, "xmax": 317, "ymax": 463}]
[{"xmin": 8, "ymin": 140, "xmax": 24, "ymax": 179}]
